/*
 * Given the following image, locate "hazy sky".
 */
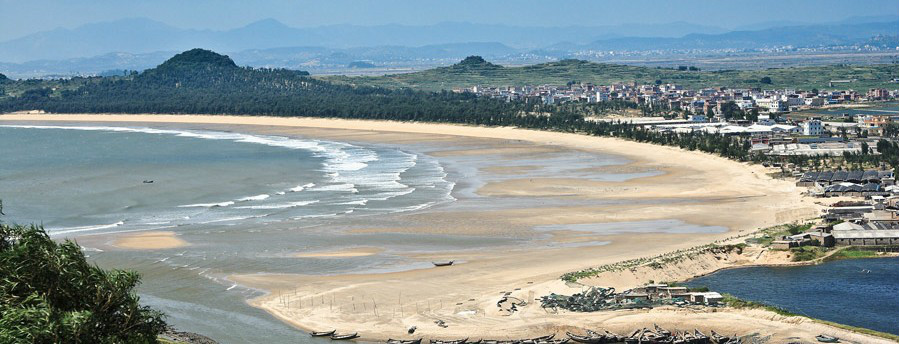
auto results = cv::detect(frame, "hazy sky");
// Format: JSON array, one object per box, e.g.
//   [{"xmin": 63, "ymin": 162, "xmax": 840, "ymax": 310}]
[{"xmin": 1, "ymin": 0, "xmax": 897, "ymax": 41}]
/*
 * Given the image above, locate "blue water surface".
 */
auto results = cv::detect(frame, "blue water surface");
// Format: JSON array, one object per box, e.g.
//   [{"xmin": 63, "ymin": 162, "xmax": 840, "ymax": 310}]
[{"xmin": 687, "ymin": 257, "xmax": 899, "ymax": 335}]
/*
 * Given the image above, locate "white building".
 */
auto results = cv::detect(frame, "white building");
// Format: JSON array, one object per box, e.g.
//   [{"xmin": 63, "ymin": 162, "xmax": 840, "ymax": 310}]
[
  {"xmin": 755, "ymin": 98, "xmax": 787, "ymax": 113},
  {"xmin": 805, "ymin": 97, "xmax": 826, "ymax": 106},
  {"xmin": 801, "ymin": 119, "xmax": 823, "ymax": 136},
  {"xmin": 757, "ymin": 114, "xmax": 775, "ymax": 125}
]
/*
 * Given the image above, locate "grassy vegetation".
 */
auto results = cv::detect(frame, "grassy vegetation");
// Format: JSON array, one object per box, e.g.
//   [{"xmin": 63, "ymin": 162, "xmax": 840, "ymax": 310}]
[
  {"xmin": 825, "ymin": 247, "xmax": 883, "ymax": 262},
  {"xmin": 789, "ymin": 246, "xmax": 829, "ymax": 262},
  {"xmin": 722, "ymin": 294, "xmax": 899, "ymax": 342},
  {"xmin": 748, "ymin": 223, "xmax": 814, "ymax": 247},
  {"xmin": 322, "ymin": 58, "xmax": 899, "ymax": 91},
  {"xmin": 815, "ymin": 319, "xmax": 899, "ymax": 342},
  {"xmin": 661, "ymin": 281, "xmax": 709, "ymax": 292},
  {"xmin": 722, "ymin": 294, "xmax": 798, "ymax": 316},
  {"xmin": 560, "ymin": 244, "xmax": 746, "ymax": 282}
]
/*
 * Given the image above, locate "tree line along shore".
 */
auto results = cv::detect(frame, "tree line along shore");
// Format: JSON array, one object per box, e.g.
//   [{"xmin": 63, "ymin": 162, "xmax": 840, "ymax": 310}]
[{"xmin": 3, "ymin": 49, "xmax": 898, "ymax": 174}]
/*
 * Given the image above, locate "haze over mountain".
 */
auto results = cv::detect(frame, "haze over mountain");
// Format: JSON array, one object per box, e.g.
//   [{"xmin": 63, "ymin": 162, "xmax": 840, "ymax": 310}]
[
  {"xmin": 572, "ymin": 20, "xmax": 899, "ymax": 51},
  {"xmin": 0, "ymin": 18, "xmax": 733, "ymax": 63},
  {"xmin": 0, "ymin": 15, "xmax": 896, "ymax": 79}
]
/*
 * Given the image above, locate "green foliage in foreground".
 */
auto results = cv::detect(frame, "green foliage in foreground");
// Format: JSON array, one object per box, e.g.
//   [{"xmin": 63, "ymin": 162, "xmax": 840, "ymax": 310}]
[
  {"xmin": 0, "ymin": 223, "xmax": 166, "ymax": 343},
  {"xmin": 323, "ymin": 58, "xmax": 899, "ymax": 91}
]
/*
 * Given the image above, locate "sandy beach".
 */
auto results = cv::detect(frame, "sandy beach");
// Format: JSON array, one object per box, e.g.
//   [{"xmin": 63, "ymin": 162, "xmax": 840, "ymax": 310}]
[
  {"xmin": 111, "ymin": 231, "xmax": 189, "ymax": 250},
  {"xmin": 4, "ymin": 113, "xmax": 883, "ymax": 343},
  {"xmin": 293, "ymin": 247, "xmax": 384, "ymax": 258}
]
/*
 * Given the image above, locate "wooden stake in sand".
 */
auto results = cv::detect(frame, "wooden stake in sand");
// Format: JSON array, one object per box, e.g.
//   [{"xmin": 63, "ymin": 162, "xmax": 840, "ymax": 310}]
[{"xmin": 372, "ymin": 298, "xmax": 379, "ymax": 317}]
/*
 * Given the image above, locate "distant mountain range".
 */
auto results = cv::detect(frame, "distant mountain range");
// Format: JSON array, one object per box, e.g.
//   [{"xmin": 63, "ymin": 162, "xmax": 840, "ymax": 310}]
[
  {"xmin": 0, "ymin": 43, "xmax": 529, "ymax": 79},
  {"xmin": 571, "ymin": 20, "xmax": 899, "ymax": 51},
  {"xmin": 0, "ymin": 16, "xmax": 896, "ymax": 78},
  {"xmin": 0, "ymin": 18, "xmax": 730, "ymax": 63}
]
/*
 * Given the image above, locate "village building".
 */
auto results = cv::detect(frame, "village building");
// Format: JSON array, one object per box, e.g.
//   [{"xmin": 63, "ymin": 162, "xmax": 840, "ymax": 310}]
[
  {"xmin": 832, "ymin": 229, "xmax": 899, "ymax": 246},
  {"xmin": 687, "ymin": 292, "xmax": 723, "ymax": 305}
]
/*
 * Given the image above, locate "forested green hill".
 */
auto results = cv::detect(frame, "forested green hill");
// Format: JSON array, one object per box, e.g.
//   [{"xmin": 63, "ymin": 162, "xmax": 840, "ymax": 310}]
[
  {"xmin": 0, "ymin": 49, "xmax": 529, "ymax": 121},
  {"xmin": 323, "ymin": 57, "xmax": 899, "ymax": 91},
  {"xmin": 0, "ymin": 49, "xmax": 759, "ymax": 162}
]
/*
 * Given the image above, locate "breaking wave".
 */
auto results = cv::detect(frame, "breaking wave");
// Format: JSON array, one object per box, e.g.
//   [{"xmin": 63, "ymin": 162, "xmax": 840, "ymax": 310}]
[{"xmin": 5, "ymin": 125, "xmax": 455, "ymax": 235}]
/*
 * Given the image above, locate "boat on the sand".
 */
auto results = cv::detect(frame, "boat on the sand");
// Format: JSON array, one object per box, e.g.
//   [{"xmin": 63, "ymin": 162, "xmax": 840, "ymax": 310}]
[
  {"xmin": 432, "ymin": 338, "xmax": 469, "ymax": 344},
  {"xmin": 330, "ymin": 333, "xmax": 359, "ymax": 340},
  {"xmin": 310, "ymin": 330, "xmax": 336, "ymax": 337},
  {"xmin": 387, "ymin": 338, "xmax": 422, "ymax": 344},
  {"xmin": 816, "ymin": 335, "xmax": 840, "ymax": 343}
]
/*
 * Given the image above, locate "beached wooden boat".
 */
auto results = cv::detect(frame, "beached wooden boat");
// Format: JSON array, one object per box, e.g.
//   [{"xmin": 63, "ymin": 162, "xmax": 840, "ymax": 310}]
[
  {"xmin": 566, "ymin": 332, "xmax": 606, "ymax": 344},
  {"xmin": 654, "ymin": 324, "xmax": 671, "ymax": 337},
  {"xmin": 535, "ymin": 339, "xmax": 569, "ymax": 344},
  {"xmin": 310, "ymin": 330, "xmax": 336, "ymax": 337},
  {"xmin": 331, "ymin": 332, "xmax": 359, "ymax": 340},
  {"xmin": 482, "ymin": 340, "xmax": 518, "ymax": 344},
  {"xmin": 532, "ymin": 334, "xmax": 555, "ymax": 341},
  {"xmin": 432, "ymin": 338, "xmax": 468, "ymax": 344},
  {"xmin": 387, "ymin": 338, "xmax": 422, "ymax": 344},
  {"xmin": 709, "ymin": 330, "xmax": 725, "ymax": 343},
  {"xmin": 815, "ymin": 335, "xmax": 840, "ymax": 343},
  {"xmin": 432, "ymin": 260, "xmax": 454, "ymax": 267}
]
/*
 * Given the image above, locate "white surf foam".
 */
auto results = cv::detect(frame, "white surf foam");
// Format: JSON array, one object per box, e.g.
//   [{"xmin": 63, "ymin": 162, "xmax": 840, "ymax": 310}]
[
  {"xmin": 178, "ymin": 201, "xmax": 235, "ymax": 208},
  {"xmin": 337, "ymin": 199, "xmax": 368, "ymax": 206},
  {"xmin": 51, "ymin": 221, "xmax": 125, "ymax": 235},
  {"xmin": 313, "ymin": 183, "xmax": 358, "ymax": 193},
  {"xmin": 5, "ymin": 125, "xmax": 457, "ymax": 228},
  {"xmin": 236, "ymin": 194, "xmax": 270, "ymax": 202},
  {"xmin": 234, "ymin": 200, "xmax": 319, "ymax": 210},
  {"xmin": 288, "ymin": 183, "xmax": 315, "ymax": 192}
]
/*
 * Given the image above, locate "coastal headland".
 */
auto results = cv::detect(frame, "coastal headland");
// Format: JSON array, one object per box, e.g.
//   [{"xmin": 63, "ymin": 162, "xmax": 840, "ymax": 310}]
[{"xmin": 2, "ymin": 113, "xmax": 887, "ymax": 343}]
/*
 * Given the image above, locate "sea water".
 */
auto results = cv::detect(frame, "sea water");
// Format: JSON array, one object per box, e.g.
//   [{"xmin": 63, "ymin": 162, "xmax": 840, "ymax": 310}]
[
  {"xmin": 0, "ymin": 125, "xmax": 454, "ymax": 233},
  {"xmin": 0, "ymin": 123, "xmax": 684, "ymax": 343},
  {"xmin": 0, "ymin": 124, "xmax": 463, "ymax": 342},
  {"xmin": 687, "ymin": 257, "xmax": 899, "ymax": 335}
]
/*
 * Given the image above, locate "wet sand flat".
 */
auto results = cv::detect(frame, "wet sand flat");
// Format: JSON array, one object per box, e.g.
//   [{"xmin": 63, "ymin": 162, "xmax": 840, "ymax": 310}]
[{"xmin": 112, "ymin": 231, "xmax": 189, "ymax": 250}]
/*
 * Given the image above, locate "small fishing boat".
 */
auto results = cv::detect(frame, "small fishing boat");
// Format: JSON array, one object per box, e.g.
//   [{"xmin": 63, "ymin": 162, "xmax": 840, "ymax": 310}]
[
  {"xmin": 566, "ymin": 332, "xmax": 606, "ymax": 344},
  {"xmin": 387, "ymin": 338, "xmax": 422, "ymax": 344},
  {"xmin": 331, "ymin": 333, "xmax": 359, "ymax": 340},
  {"xmin": 432, "ymin": 338, "xmax": 468, "ymax": 344},
  {"xmin": 432, "ymin": 261, "xmax": 454, "ymax": 267},
  {"xmin": 709, "ymin": 330, "xmax": 729, "ymax": 343},
  {"xmin": 815, "ymin": 335, "xmax": 840, "ymax": 343},
  {"xmin": 310, "ymin": 330, "xmax": 336, "ymax": 337},
  {"xmin": 142, "ymin": 180, "xmax": 154, "ymax": 184},
  {"xmin": 536, "ymin": 339, "xmax": 569, "ymax": 344},
  {"xmin": 532, "ymin": 334, "xmax": 555, "ymax": 342}
]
